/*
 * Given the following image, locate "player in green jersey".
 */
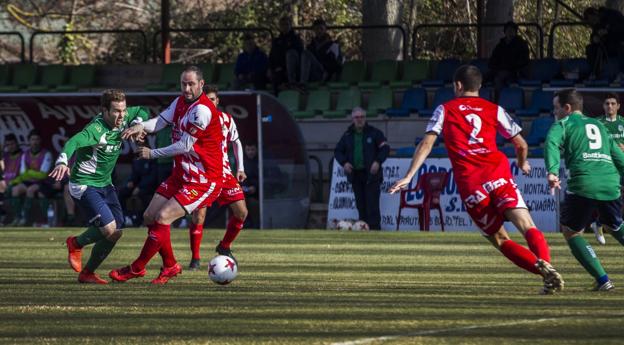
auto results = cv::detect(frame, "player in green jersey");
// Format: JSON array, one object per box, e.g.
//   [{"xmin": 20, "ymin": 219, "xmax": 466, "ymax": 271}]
[
  {"xmin": 49, "ymin": 89, "xmax": 149, "ymax": 284},
  {"xmin": 545, "ymin": 89, "xmax": 624, "ymax": 291}
]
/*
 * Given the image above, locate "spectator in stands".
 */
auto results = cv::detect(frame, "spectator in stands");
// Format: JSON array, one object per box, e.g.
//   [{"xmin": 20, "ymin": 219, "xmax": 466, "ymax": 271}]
[
  {"xmin": 268, "ymin": 16, "xmax": 304, "ymax": 93},
  {"xmin": 584, "ymin": 7, "xmax": 624, "ymax": 80},
  {"xmin": 118, "ymin": 156, "xmax": 157, "ymax": 227},
  {"xmin": 2, "ymin": 134, "xmax": 21, "ymax": 224},
  {"xmin": 334, "ymin": 107, "xmax": 389, "ymax": 230},
  {"xmin": 302, "ymin": 18, "xmax": 343, "ymax": 83},
  {"xmin": 486, "ymin": 21, "xmax": 529, "ymax": 101},
  {"xmin": 9, "ymin": 129, "xmax": 53, "ymax": 226},
  {"xmin": 241, "ymin": 142, "xmax": 259, "ymax": 228},
  {"xmin": 234, "ymin": 34, "xmax": 269, "ymax": 90}
]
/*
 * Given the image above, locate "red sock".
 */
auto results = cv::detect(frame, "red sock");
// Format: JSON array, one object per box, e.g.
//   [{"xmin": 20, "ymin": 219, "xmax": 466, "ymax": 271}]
[
  {"xmin": 525, "ymin": 227, "xmax": 551, "ymax": 263},
  {"xmin": 500, "ymin": 240, "xmax": 540, "ymax": 275},
  {"xmin": 131, "ymin": 222, "xmax": 166, "ymax": 272},
  {"xmin": 189, "ymin": 222, "xmax": 204, "ymax": 260},
  {"xmin": 220, "ymin": 215, "xmax": 244, "ymax": 249},
  {"xmin": 158, "ymin": 223, "xmax": 177, "ymax": 268}
]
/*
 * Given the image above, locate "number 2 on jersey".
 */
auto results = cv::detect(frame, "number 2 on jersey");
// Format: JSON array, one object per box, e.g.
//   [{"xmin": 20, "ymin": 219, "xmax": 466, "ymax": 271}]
[
  {"xmin": 585, "ymin": 124, "xmax": 602, "ymax": 149},
  {"xmin": 465, "ymin": 114, "xmax": 484, "ymax": 144}
]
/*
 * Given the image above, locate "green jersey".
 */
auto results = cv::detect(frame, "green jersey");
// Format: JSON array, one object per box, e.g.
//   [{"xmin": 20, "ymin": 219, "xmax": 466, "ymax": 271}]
[
  {"xmin": 56, "ymin": 106, "xmax": 150, "ymax": 187},
  {"xmin": 599, "ymin": 114, "xmax": 624, "ymax": 146},
  {"xmin": 545, "ymin": 111, "xmax": 624, "ymax": 200}
]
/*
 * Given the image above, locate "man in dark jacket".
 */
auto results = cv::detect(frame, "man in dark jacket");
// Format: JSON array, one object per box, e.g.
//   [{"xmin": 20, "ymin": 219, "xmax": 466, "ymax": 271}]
[
  {"xmin": 584, "ymin": 7, "xmax": 624, "ymax": 79},
  {"xmin": 334, "ymin": 107, "xmax": 389, "ymax": 230},
  {"xmin": 269, "ymin": 16, "xmax": 304, "ymax": 93},
  {"xmin": 487, "ymin": 21, "xmax": 529, "ymax": 101},
  {"xmin": 301, "ymin": 18, "xmax": 343, "ymax": 83},
  {"xmin": 234, "ymin": 35, "xmax": 269, "ymax": 90}
]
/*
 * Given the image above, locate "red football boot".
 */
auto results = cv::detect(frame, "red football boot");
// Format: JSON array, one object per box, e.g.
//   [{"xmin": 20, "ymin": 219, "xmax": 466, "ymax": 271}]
[
  {"xmin": 78, "ymin": 270, "xmax": 108, "ymax": 284},
  {"xmin": 66, "ymin": 236, "xmax": 82, "ymax": 272},
  {"xmin": 151, "ymin": 263, "xmax": 182, "ymax": 285},
  {"xmin": 109, "ymin": 265, "xmax": 146, "ymax": 282}
]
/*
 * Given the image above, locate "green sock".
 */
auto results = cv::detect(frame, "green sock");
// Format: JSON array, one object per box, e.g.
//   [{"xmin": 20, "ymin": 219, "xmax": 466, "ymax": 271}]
[
  {"xmin": 609, "ymin": 224, "xmax": 624, "ymax": 246},
  {"xmin": 567, "ymin": 235, "xmax": 607, "ymax": 280},
  {"xmin": 76, "ymin": 226, "xmax": 105, "ymax": 247},
  {"xmin": 85, "ymin": 238, "xmax": 117, "ymax": 272}
]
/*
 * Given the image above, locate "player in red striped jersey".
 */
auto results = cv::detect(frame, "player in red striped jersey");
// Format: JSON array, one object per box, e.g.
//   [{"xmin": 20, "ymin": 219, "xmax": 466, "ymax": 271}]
[
  {"xmin": 390, "ymin": 65, "xmax": 564, "ymax": 294},
  {"xmin": 188, "ymin": 85, "xmax": 248, "ymax": 270},
  {"xmin": 110, "ymin": 66, "xmax": 225, "ymax": 284}
]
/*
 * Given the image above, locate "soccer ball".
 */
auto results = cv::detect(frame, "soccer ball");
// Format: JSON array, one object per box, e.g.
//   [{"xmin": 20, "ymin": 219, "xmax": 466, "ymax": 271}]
[
  {"xmin": 352, "ymin": 220, "xmax": 370, "ymax": 231},
  {"xmin": 208, "ymin": 255, "xmax": 238, "ymax": 285},
  {"xmin": 336, "ymin": 220, "xmax": 353, "ymax": 230}
]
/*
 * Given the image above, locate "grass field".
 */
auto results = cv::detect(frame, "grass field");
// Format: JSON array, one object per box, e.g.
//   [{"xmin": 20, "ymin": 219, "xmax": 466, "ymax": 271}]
[{"xmin": 1, "ymin": 227, "xmax": 623, "ymax": 345}]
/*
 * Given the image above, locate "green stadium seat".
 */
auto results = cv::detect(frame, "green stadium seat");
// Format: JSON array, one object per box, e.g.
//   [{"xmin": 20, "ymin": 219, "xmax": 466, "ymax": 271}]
[
  {"xmin": 27, "ymin": 65, "xmax": 66, "ymax": 92},
  {"xmin": 390, "ymin": 59, "xmax": 431, "ymax": 88},
  {"xmin": 328, "ymin": 61, "xmax": 366, "ymax": 89},
  {"xmin": 293, "ymin": 89, "xmax": 330, "ymax": 119},
  {"xmin": 0, "ymin": 65, "xmax": 10, "ymax": 86},
  {"xmin": 366, "ymin": 87, "xmax": 393, "ymax": 116},
  {"xmin": 323, "ymin": 87, "xmax": 361, "ymax": 118},
  {"xmin": 359, "ymin": 60, "xmax": 398, "ymax": 89},
  {"xmin": 0, "ymin": 64, "xmax": 36, "ymax": 92},
  {"xmin": 56, "ymin": 65, "xmax": 96, "ymax": 92},
  {"xmin": 277, "ymin": 90, "xmax": 301, "ymax": 113},
  {"xmin": 145, "ymin": 64, "xmax": 184, "ymax": 91},
  {"xmin": 215, "ymin": 63, "xmax": 235, "ymax": 90}
]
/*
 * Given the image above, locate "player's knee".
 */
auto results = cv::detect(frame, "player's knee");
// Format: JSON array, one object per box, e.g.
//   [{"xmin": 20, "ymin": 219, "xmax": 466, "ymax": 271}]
[
  {"xmin": 143, "ymin": 210, "xmax": 155, "ymax": 225},
  {"xmin": 234, "ymin": 206, "xmax": 248, "ymax": 221},
  {"xmin": 106, "ymin": 230, "xmax": 122, "ymax": 242},
  {"xmin": 192, "ymin": 212, "xmax": 205, "ymax": 225}
]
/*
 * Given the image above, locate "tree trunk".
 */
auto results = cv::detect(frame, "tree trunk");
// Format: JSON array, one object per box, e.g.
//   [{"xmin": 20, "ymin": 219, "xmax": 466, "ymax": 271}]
[
  {"xmin": 481, "ymin": 0, "xmax": 514, "ymax": 58},
  {"xmin": 361, "ymin": 0, "xmax": 403, "ymax": 61},
  {"xmin": 606, "ymin": 0, "xmax": 624, "ymax": 14}
]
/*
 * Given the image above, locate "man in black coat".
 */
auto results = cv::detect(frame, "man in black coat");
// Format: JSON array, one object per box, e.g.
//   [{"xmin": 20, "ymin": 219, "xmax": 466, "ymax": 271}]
[
  {"xmin": 269, "ymin": 16, "xmax": 304, "ymax": 93},
  {"xmin": 487, "ymin": 21, "xmax": 529, "ymax": 100},
  {"xmin": 334, "ymin": 107, "xmax": 389, "ymax": 230}
]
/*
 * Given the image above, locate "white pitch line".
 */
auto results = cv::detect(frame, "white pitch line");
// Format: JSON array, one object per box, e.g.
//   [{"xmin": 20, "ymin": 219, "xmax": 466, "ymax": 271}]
[{"xmin": 330, "ymin": 317, "xmax": 557, "ymax": 345}]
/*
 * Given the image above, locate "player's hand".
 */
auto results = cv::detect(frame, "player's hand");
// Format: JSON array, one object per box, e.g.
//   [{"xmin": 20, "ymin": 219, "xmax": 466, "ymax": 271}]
[
  {"xmin": 547, "ymin": 173, "xmax": 561, "ymax": 194},
  {"xmin": 389, "ymin": 177, "xmax": 412, "ymax": 194},
  {"xmin": 519, "ymin": 161, "xmax": 531, "ymax": 176},
  {"xmin": 370, "ymin": 161, "xmax": 380, "ymax": 175},
  {"xmin": 122, "ymin": 124, "xmax": 144, "ymax": 141},
  {"xmin": 237, "ymin": 171, "xmax": 247, "ymax": 182},
  {"xmin": 135, "ymin": 146, "xmax": 152, "ymax": 160},
  {"xmin": 49, "ymin": 164, "xmax": 70, "ymax": 181},
  {"xmin": 343, "ymin": 162, "xmax": 354, "ymax": 174}
]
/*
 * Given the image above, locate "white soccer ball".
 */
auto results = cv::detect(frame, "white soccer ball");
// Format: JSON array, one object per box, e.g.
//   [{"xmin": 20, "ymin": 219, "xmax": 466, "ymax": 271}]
[
  {"xmin": 336, "ymin": 220, "xmax": 353, "ymax": 231},
  {"xmin": 208, "ymin": 255, "xmax": 238, "ymax": 285},
  {"xmin": 352, "ymin": 220, "xmax": 370, "ymax": 231}
]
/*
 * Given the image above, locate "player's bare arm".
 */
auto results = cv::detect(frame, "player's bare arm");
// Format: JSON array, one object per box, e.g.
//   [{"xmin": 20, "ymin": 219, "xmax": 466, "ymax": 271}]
[
  {"xmin": 510, "ymin": 134, "xmax": 531, "ymax": 175},
  {"xmin": 389, "ymin": 133, "xmax": 437, "ymax": 194}
]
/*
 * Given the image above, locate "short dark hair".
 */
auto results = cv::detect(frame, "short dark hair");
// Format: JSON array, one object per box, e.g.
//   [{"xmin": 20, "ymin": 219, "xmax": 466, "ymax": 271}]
[
  {"xmin": 583, "ymin": 7, "xmax": 599, "ymax": 20},
  {"xmin": 453, "ymin": 64, "xmax": 482, "ymax": 92},
  {"xmin": 555, "ymin": 88, "xmax": 583, "ymax": 111},
  {"xmin": 28, "ymin": 129, "xmax": 41, "ymax": 139},
  {"xmin": 604, "ymin": 92, "xmax": 620, "ymax": 104},
  {"xmin": 100, "ymin": 89, "xmax": 126, "ymax": 110},
  {"xmin": 313, "ymin": 18, "xmax": 326, "ymax": 27},
  {"xmin": 504, "ymin": 21, "xmax": 518, "ymax": 32},
  {"xmin": 204, "ymin": 84, "xmax": 219, "ymax": 95},
  {"xmin": 243, "ymin": 34, "xmax": 255, "ymax": 41},
  {"xmin": 182, "ymin": 65, "xmax": 203, "ymax": 81},
  {"xmin": 4, "ymin": 134, "xmax": 17, "ymax": 143}
]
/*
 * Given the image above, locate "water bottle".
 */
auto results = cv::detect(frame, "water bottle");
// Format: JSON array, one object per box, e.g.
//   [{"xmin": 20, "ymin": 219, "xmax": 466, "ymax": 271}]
[{"xmin": 47, "ymin": 205, "xmax": 55, "ymax": 227}]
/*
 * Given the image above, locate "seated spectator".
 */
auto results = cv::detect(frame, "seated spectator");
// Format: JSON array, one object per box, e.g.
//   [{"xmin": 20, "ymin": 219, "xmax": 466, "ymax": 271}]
[
  {"xmin": 1, "ymin": 134, "xmax": 22, "ymax": 224},
  {"xmin": 118, "ymin": 156, "xmax": 157, "ymax": 227},
  {"xmin": 38, "ymin": 156, "xmax": 76, "ymax": 226},
  {"xmin": 584, "ymin": 7, "xmax": 624, "ymax": 79},
  {"xmin": 9, "ymin": 129, "xmax": 53, "ymax": 226},
  {"xmin": 241, "ymin": 142, "xmax": 259, "ymax": 228},
  {"xmin": 234, "ymin": 35, "xmax": 269, "ymax": 90},
  {"xmin": 302, "ymin": 18, "xmax": 343, "ymax": 82},
  {"xmin": 268, "ymin": 16, "xmax": 304, "ymax": 93},
  {"xmin": 486, "ymin": 21, "xmax": 529, "ymax": 101}
]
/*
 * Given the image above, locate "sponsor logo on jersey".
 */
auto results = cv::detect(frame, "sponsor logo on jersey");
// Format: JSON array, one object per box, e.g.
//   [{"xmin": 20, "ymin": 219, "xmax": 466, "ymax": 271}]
[
  {"xmin": 459, "ymin": 105, "xmax": 483, "ymax": 112},
  {"xmin": 464, "ymin": 190, "xmax": 487, "ymax": 208},
  {"xmin": 482, "ymin": 178, "xmax": 508, "ymax": 193}
]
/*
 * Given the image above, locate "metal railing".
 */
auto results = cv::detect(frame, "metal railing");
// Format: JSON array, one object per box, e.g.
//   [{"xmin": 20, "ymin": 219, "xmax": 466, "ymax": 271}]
[
  {"xmin": 294, "ymin": 24, "xmax": 408, "ymax": 61},
  {"xmin": 30, "ymin": 29, "xmax": 148, "ymax": 63},
  {"xmin": 0, "ymin": 31, "xmax": 26, "ymax": 63},
  {"xmin": 548, "ymin": 22, "xmax": 588, "ymax": 58},
  {"xmin": 413, "ymin": 22, "xmax": 544, "ymax": 59},
  {"xmin": 152, "ymin": 27, "xmax": 274, "ymax": 63}
]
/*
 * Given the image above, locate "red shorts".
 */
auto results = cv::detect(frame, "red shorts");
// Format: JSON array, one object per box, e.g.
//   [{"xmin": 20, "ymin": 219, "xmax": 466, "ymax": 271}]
[
  {"xmin": 156, "ymin": 176, "xmax": 222, "ymax": 214},
  {"xmin": 215, "ymin": 174, "xmax": 245, "ymax": 207},
  {"xmin": 458, "ymin": 176, "xmax": 527, "ymax": 236}
]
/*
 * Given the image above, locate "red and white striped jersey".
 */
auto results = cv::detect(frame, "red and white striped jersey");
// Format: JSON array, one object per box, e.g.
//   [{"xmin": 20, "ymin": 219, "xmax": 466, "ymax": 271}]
[
  {"xmin": 160, "ymin": 93, "xmax": 224, "ymax": 184},
  {"xmin": 426, "ymin": 96, "xmax": 521, "ymax": 183},
  {"xmin": 219, "ymin": 111, "xmax": 240, "ymax": 178}
]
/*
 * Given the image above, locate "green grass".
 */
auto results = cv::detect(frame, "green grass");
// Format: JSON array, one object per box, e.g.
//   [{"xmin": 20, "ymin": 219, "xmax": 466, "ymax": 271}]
[{"xmin": 1, "ymin": 228, "xmax": 623, "ymax": 344}]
